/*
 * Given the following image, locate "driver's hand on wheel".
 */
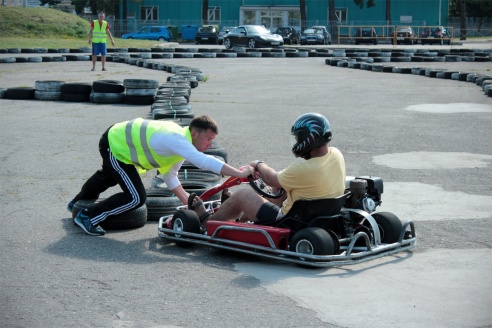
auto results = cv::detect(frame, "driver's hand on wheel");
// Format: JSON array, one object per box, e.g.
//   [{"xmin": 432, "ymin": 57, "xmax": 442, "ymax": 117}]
[{"xmin": 250, "ymin": 160, "xmax": 265, "ymax": 177}]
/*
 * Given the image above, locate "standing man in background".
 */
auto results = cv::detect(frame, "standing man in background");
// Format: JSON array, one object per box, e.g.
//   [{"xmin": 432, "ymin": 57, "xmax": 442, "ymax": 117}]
[{"xmin": 88, "ymin": 12, "xmax": 115, "ymax": 71}]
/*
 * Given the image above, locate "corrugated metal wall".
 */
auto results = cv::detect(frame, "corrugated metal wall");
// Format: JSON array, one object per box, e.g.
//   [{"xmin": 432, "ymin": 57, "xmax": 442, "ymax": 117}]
[{"xmin": 123, "ymin": 0, "xmax": 449, "ymax": 26}]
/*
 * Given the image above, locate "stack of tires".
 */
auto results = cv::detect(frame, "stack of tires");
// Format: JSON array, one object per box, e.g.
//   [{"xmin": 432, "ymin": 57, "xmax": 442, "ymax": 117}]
[
  {"xmin": 34, "ymin": 80, "xmax": 65, "ymax": 101},
  {"xmin": 123, "ymin": 79, "xmax": 159, "ymax": 105},
  {"xmin": 90, "ymin": 80, "xmax": 125, "ymax": 104},
  {"xmin": 61, "ymin": 82, "xmax": 92, "ymax": 102},
  {"xmin": 152, "ymin": 81, "xmax": 193, "ymax": 120},
  {"xmin": 4, "ymin": 87, "xmax": 35, "ymax": 100}
]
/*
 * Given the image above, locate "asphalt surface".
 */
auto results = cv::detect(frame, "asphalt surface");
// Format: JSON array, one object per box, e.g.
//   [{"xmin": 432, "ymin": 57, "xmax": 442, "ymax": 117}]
[{"xmin": 1, "ymin": 42, "xmax": 491, "ymax": 328}]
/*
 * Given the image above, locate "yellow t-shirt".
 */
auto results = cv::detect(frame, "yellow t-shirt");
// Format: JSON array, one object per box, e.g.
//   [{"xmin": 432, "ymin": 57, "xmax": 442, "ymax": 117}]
[{"xmin": 277, "ymin": 147, "xmax": 346, "ymax": 214}]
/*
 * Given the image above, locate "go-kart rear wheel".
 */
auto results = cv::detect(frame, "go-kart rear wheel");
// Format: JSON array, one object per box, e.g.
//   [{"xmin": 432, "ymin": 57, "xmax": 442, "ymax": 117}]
[
  {"xmin": 371, "ymin": 212, "xmax": 402, "ymax": 244},
  {"xmin": 290, "ymin": 227, "xmax": 335, "ymax": 257},
  {"xmin": 171, "ymin": 209, "xmax": 201, "ymax": 247}
]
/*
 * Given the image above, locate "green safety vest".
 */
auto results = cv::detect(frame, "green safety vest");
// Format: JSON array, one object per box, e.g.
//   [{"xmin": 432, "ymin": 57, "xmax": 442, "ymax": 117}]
[
  {"xmin": 92, "ymin": 20, "xmax": 108, "ymax": 43},
  {"xmin": 108, "ymin": 118, "xmax": 192, "ymax": 174}
]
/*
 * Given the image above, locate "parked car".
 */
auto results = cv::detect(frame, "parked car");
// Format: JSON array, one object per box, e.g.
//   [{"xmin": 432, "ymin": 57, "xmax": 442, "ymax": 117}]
[
  {"xmin": 223, "ymin": 25, "xmax": 284, "ymax": 49},
  {"xmin": 392, "ymin": 26, "xmax": 417, "ymax": 45},
  {"xmin": 122, "ymin": 26, "xmax": 172, "ymax": 42},
  {"xmin": 195, "ymin": 25, "xmax": 219, "ymax": 44},
  {"xmin": 353, "ymin": 27, "xmax": 378, "ymax": 45},
  {"xmin": 217, "ymin": 26, "xmax": 235, "ymax": 45},
  {"xmin": 421, "ymin": 26, "xmax": 451, "ymax": 45},
  {"xmin": 274, "ymin": 27, "xmax": 299, "ymax": 45},
  {"xmin": 300, "ymin": 26, "xmax": 332, "ymax": 45}
]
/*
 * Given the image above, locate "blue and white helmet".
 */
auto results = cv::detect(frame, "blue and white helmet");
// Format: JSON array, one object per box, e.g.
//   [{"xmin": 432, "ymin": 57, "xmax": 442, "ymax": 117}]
[{"xmin": 291, "ymin": 113, "xmax": 332, "ymax": 159}]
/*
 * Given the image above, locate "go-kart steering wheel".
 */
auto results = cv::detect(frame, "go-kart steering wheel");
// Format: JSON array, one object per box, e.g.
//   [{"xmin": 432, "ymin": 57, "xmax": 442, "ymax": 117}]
[{"xmin": 247, "ymin": 175, "xmax": 285, "ymax": 199}]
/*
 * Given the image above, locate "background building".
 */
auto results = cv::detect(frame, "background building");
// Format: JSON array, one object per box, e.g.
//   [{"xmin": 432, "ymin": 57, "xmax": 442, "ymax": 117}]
[{"xmin": 118, "ymin": 0, "xmax": 449, "ymax": 32}]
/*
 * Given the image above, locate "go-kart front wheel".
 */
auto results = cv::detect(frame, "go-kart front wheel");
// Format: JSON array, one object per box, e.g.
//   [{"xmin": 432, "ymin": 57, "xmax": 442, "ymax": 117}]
[
  {"xmin": 171, "ymin": 209, "xmax": 201, "ymax": 247},
  {"xmin": 290, "ymin": 227, "xmax": 335, "ymax": 257},
  {"xmin": 371, "ymin": 212, "xmax": 402, "ymax": 244}
]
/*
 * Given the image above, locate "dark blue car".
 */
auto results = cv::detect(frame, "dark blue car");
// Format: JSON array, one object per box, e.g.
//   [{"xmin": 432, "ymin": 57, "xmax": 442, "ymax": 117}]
[{"xmin": 122, "ymin": 26, "xmax": 172, "ymax": 42}]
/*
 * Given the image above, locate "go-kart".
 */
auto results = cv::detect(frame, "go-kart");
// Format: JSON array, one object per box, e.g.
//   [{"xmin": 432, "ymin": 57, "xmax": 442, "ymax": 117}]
[{"xmin": 158, "ymin": 170, "xmax": 417, "ymax": 268}]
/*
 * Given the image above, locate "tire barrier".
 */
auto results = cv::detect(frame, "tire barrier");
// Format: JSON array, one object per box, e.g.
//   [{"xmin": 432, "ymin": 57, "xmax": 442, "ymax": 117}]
[
  {"xmin": 60, "ymin": 82, "xmax": 92, "ymax": 102},
  {"xmin": 34, "ymin": 80, "xmax": 65, "ymax": 101},
  {"xmin": 5, "ymin": 87, "xmax": 35, "ymax": 100},
  {"xmin": 123, "ymin": 79, "xmax": 159, "ymax": 105},
  {"xmin": 2, "ymin": 47, "xmax": 490, "ymax": 104},
  {"xmin": 325, "ymin": 56, "xmax": 492, "ymax": 97},
  {"xmin": 91, "ymin": 80, "xmax": 125, "ymax": 104}
]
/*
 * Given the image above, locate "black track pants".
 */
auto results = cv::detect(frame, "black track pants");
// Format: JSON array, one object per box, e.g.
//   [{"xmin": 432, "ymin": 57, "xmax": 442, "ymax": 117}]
[{"xmin": 72, "ymin": 128, "xmax": 147, "ymax": 225}]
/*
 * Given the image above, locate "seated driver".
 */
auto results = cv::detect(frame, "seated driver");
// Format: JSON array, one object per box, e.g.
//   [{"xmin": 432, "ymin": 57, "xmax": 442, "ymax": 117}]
[{"xmin": 190, "ymin": 112, "xmax": 346, "ymax": 224}]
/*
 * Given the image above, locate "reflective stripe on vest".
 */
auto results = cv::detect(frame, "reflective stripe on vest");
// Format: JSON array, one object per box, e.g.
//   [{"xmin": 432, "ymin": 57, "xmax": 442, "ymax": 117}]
[
  {"xmin": 108, "ymin": 118, "xmax": 192, "ymax": 172},
  {"xmin": 92, "ymin": 20, "xmax": 107, "ymax": 43}
]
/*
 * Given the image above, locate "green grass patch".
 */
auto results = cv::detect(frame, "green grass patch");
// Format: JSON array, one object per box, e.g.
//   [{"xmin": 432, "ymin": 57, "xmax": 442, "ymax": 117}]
[{"xmin": 0, "ymin": 7, "xmax": 172, "ymax": 49}]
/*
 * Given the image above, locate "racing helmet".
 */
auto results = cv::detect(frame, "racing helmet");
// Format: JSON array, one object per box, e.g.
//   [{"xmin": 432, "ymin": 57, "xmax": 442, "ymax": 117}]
[{"xmin": 291, "ymin": 113, "xmax": 332, "ymax": 159}]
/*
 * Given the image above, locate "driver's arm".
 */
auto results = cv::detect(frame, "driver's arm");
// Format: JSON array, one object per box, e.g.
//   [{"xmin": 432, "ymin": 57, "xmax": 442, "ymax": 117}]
[{"xmin": 251, "ymin": 161, "xmax": 282, "ymax": 188}]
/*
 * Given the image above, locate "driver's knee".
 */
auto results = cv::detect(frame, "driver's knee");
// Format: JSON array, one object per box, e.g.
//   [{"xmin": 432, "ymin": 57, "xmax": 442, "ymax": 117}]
[{"xmin": 230, "ymin": 188, "xmax": 257, "ymax": 199}]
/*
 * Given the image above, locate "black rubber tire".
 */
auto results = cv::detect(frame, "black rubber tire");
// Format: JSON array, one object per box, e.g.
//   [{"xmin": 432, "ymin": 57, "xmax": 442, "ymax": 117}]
[
  {"xmin": 63, "ymin": 55, "xmax": 79, "ymax": 61},
  {"xmin": 171, "ymin": 209, "xmax": 201, "ymax": 247},
  {"xmin": 224, "ymin": 38, "xmax": 232, "ymax": 49},
  {"xmin": 34, "ymin": 90, "xmax": 63, "ymax": 101},
  {"xmin": 61, "ymin": 93, "xmax": 91, "ymax": 102},
  {"xmin": 290, "ymin": 227, "xmax": 335, "ymax": 256},
  {"xmin": 146, "ymin": 195, "xmax": 183, "ymax": 221},
  {"xmin": 126, "ymin": 88, "xmax": 156, "ymax": 96},
  {"xmin": 35, "ymin": 80, "xmax": 66, "ymax": 92},
  {"xmin": 92, "ymin": 80, "xmax": 125, "ymax": 93},
  {"xmin": 371, "ymin": 212, "xmax": 402, "ymax": 243},
  {"xmin": 72, "ymin": 199, "xmax": 147, "ymax": 230},
  {"xmin": 123, "ymin": 95, "xmax": 155, "ymax": 105},
  {"xmin": 204, "ymin": 143, "xmax": 228, "ymax": 163},
  {"xmin": 60, "ymin": 82, "xmax": 92, "ymax": 94},
  {"xmin": 28, "ymin": 56, "xmax": 43, "ymax": 63},
  {"xmin": 5, "ymin": 87, "xmax": 35, "ymax": 100},
  {"xmin": 123, "ymin": 79, "xmax": 159, "ymax": 89},
  {"xmin": 177, "ymin": 170, "xmax": 221, "ymax": 184},
  {"xmin": 90, "ymin": 92, "xmax": 124, "ymax": 104},
  {"xmin": 153, "ymin": 180, "xmax": 216, "ymax": 197}
]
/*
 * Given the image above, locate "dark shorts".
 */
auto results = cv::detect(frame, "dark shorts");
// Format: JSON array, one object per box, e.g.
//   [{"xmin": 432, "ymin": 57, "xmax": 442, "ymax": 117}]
[
  {"xmin": 256, "ymin": 202, "xmax": 281, "ymax": 224},
  {"xmin": 92, "ymin": 42, "xmax": 107, "ymax": 56}
]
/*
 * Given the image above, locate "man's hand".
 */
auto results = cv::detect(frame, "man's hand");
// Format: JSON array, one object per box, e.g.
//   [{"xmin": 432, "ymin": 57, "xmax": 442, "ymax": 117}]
[{"xmin": 238, "ymin": 165, "xmax": 254, "ymax": 178}]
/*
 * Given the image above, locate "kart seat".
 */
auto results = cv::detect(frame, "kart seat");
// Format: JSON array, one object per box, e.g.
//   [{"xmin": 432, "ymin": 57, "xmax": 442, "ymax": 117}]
[{"xmin": 272, "ymin": 192, "xmax": 350, "ymax": 231}]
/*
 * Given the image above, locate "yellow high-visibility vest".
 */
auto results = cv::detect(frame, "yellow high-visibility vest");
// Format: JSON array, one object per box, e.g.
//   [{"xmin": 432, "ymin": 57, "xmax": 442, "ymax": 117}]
[
  {"xmin": 108, "ymin": 118, "xmax": 192, "ymax": 174},
  {"xmin": 92, "ymin": 20, "xmax": 108, "ymax": 43}
]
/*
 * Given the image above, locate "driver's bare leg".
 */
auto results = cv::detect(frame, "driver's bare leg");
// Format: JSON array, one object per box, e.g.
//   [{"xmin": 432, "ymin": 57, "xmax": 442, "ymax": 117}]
[{"xmin": 192, "ymin": 189, "xmax": 268, "ymax": 223}]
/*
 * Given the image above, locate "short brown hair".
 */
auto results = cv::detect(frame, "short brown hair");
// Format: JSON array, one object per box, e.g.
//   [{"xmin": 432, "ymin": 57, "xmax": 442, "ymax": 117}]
[{"xmin": 189, "ymin": 115, "xmax": 218, "ymax": 134}]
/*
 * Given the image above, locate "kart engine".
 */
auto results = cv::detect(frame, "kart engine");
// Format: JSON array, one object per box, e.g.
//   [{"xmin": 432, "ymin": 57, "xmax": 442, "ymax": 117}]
[{"xmin": 345, "ymin": 176, "xmax": 383, "ymax": 213}]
